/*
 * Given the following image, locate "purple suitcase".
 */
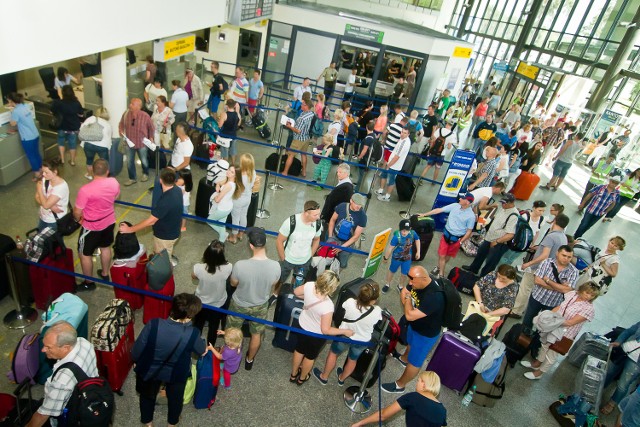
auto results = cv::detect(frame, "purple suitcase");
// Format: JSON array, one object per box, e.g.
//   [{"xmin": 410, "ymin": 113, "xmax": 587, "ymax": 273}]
[{"xmin": 427, "ymin": 331, "xmax": 481, "ymax": 392}]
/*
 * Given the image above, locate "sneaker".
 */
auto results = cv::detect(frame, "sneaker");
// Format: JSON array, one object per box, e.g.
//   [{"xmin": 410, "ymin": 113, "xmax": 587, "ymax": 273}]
[
  {"xmin": 96, "ymin": 269, "xmax": 109, "ymax": 282},
  {"xmin": 76, "ymin": 281, "xmax": 96, "ymax": 292},
  {"xmin": 141, "ymin": 174, "xmax": 149, "ymax": 182},
  {"xmin": 396, "ymin": 284, "xmax": 404, "ymax": 292},
  {"xmin": 312, "ymin": 368, "xmax": 328, "ymax": 385},
  {"xmin": 377, "ymin": 194, "xmax": 390, "ymax": 202},
  {"xmin": 375, "ymin": 188, "xmax": 384, "ymax": 195},
  {"xmin": 431, "ymin": 266, "xmax": 440, "ymax": 276},
  {"xmin": 524, "ymin": 372, "xmax": 541, "ymax": 380},
  {"xmin": 520, "ymin": 360, "xmax": 533, "ymax": 368},
  {"xmin": 123, "ymin": 179, "xmax": 137, "ymax": 186},
  {"xmin": 244, "ymin": 354, "xmax": 254, "ymax": 371},
  {"xmin": 84, "ymin": 174, "xmax": 93, "ymax": 180},
  {"xmin": 336, "ymin": 367, "xmax": 345, "ymax": 386},
  {"xmin": 393, "ymin": 352, "xmax": 408, "ymax": 368},
  {"xmin": 381, "ymin": 382, "xmax": 405, "ymax": 394},
  {"xmin": 381, "ymin": 284, "xmax": 390, "ymax": 294},
  {"xmin": 171, "ymin": 255, "xmax": 179, "ymax": 268}
]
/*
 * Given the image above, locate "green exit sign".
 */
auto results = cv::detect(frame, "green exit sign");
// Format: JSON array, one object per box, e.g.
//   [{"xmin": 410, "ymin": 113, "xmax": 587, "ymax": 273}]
[{"xmin": 344, "ymin": 24, "xmax": 384, "ymax": 43}]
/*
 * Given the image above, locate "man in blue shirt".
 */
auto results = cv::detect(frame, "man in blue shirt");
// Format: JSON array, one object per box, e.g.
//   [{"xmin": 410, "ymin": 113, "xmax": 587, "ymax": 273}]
[
  {"xmin": 247, "ymin": 70, "xmax": 264, "ymax": 116},
  {"xmin": 418, "ymin": 193, "xmax": 476, "ymax": 276},
  {"xmin": 326, "ymin": 194, "xmax": 367, "ymax": 268}
]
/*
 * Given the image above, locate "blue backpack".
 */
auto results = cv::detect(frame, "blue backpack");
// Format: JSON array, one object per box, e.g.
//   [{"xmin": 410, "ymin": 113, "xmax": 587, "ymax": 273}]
[{"xmin": 193, "ymin": 351, "xmax": 219, "ymax": 409}]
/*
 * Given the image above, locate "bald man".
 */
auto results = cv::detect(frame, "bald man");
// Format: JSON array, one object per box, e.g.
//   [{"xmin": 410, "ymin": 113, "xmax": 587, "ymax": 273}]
[
  {"xmin": 27, "ymin": 321, "xmax": 98, "ymax": 427},
  {"xmin": 118, "ymin": 98, "xmax": 155, "ymax": 186},
  {"xmin": 381, "ymin": 266, "xmax": 445, "ymax": 394},
  {"xmin": 468, "ymin": 146, "xmax": 500, "ymax": 191}
]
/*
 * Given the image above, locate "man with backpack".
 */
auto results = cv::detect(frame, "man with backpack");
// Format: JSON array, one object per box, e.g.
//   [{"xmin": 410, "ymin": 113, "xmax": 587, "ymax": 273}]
[
  {"xmin": 381, "ymin": 265, "xmax": 444, "ymax": 394},
  {"xmin": 420, "ymin": 120, "xmax": 457, "ymax": 183},
  {"xmin": 406, "ymin": 110, "xmax": 424, "ymax": 145},
  {"xmin": 462, "ymin": 193, "xmax": 519, "ymax": 277},
  {"xmin": 355, "ymin": 120, "xmax": 380, "ymax": 191},
  {"xmin": 326, "ymin": 194, "xmax": 367, "ymax": 269},
  {"xmin": 276, "ymin": 200, "xmax": 323, "ymax": 284},
  {"xmin": 27, "ymin": 320, "xmax": 104, "ymax": 427}
]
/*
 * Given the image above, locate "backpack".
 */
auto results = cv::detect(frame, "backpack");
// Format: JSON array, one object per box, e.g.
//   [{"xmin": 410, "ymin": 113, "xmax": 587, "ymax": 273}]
[
  {"xmin": 426, "ymin": 129, "xmax": 452, "ymax": 157},
  {"xmin": 368, "ymin": 134, "xmax": 383, "ymax": 163},
  {"xmin": 343, "ymin": 114, "xmax": 356, "ymax": 134},
  {"xmin": 459, "ymin": 313, "xmax": 488, "ymax": 343},
  {"xmin": 7, "ymin": 333, "xmax": 40, "ymax": 384},
  {"xmin": 284, "ymin": 215, "xmax": 321, "ymax": 249},
  {"xmin": 113, "ymin": 222, "xmax": 140, "ymax": 259},
  {"xmin": 91, "ymin": 299, "xmax": 133, "ymax": 352},
  {"xmin": 431, "ymin": 275, "xmax": 462, "ymax": 330},
  {"xmin": 506, "ymin": 213, "xmax": 534, "ymax": 252},
  {"xmin": 24, "ymin": 227, "xmax": 65, "ymax": 263},
  {"xmin": 335, "ymin": 210, "xmax": 355, "ymax": 241},
  {"xmin": 193, "ymin": 351, "xmax": 219, "ymax": 409},
  {"xmin": 54, "ymin": 362, "xmax": 114, "ymax": 427},
  {"xmin": 520, "ymin": 210, "xmax": 544, "ymax": 231},
  {"xmin": 406, "ymin": 120, "xmax": 419, "ymax": 143},
  {"xmin": 311, "ymin": 115, "xmax": 324, "ymax": 137}
]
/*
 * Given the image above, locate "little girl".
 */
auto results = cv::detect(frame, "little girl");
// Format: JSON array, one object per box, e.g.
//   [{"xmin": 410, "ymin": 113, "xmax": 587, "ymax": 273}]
[
  {"xmin": 373, "ymin": 104, "xmax": 388, "ymax": 136},
  {"xmin": 176, "ymin": 169, "xmax": 192, "ymax": 232},
  {"xmin": 212, "ymin": 327, "xmax": 243, "ymax": 389},
  {"xmin": 312, "ymin": 134, "xmax": 334, "ymax": 188}
]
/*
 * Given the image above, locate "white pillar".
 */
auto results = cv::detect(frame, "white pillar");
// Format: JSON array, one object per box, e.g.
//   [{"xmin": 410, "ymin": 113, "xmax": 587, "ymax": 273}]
[{"xmin": 101, "ymin": 48, "xmax": 127, "ymax": 138}]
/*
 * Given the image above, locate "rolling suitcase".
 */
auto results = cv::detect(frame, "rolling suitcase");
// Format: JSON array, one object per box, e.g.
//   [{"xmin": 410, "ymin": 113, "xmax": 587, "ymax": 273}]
[
  {"xmin": 395, "ymin": 175, "xmax": 415, "ymax": 202},
  {"xmin": 143, "ymin": 275, "xmax": 175, "ymax": 324},
  {"xmin": 427, "ymin": 331, "xmax": 481, "ymax": 392},
  {"xmin": 510, "ymin": 171, "xmax": 540, "ymax": 201},
  {"xmin": 502, "ymin": 323, "xmax": 534, "ymax": 366},
  {"xmin": 195, "ymin": 177, "xmax": 216, "ymax": 218},
  {"xmin": 410, "ymin": 215, "xmax": 434, "ymax": 261},
  {"xmin": 29, "ymin": 247, "xmax": 75, "ymax": 310},
  {"xmin": 447, "ymin": 267, "xmax": 477, "ymax": 295},
  {"xmin": 110, "ymin": 253, "xmax": 148, "ymax": 310},
  {"xmin": 470, "ymin": 356, "xmax": 508, "ymax": 407},
  {"xmin": 272, "ymin": 293, "xmax": 304, "ymax": 352},
  {"xmin": 92, "ymin": 300, "xmax": 135, "ymax": 394},
  {"xmin": 566, "ymin": 332, "xmax": 610, "ymax": 368},
  {"xmin": 333, "ymin": 277, "xmax": 372, "ymax": 326},
  {"xmin": 265, "ymin": 153, "xmax": 302, "ymax": 176},
  {"xmin": 575, "ymin": 355, "xmax": 608, "ymax": 410},
  {"xmin": 247, "ymin": 192, "xmax": 259, "ymax": 228},
  {"xmin": 347, "ymin": 347, "xmax": 387, "ymax": 388}
]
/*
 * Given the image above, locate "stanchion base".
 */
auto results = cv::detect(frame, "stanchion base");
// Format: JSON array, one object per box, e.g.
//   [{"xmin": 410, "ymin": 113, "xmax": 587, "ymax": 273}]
[
  {"xmin": 256, "ymin": 209, "xmax": 271, "ymax": 219},
  {"xmin": 3, "ymin": 307, "xmax": 38, "ymax": 329},
  {"xmin": 268, "ymin": 183, "xmax": 283, "ymax": 191},
  {"xmin": 399, "ymin": 211, "xmax": 411, "ymax": 219},
  {"xmin": 344, "ymin": 386, "xmax": 372, "ymax": 414}
]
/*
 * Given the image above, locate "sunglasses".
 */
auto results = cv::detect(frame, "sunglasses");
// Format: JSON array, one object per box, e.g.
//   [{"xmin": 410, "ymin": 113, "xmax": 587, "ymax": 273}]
[{"xmin": 407, "ymin": 274, "xmax": 426, "ymax": 281}]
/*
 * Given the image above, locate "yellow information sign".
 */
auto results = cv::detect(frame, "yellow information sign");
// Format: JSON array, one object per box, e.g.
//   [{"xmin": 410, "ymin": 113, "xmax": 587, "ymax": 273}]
[
  {"xmin": 516, "ymin": 62, "xmax": 540, "ymax": 80},
  {"xmin": 363, "ymin": 228, "xmax": 392, "ymax": 278},
  {"xmin": 452, "ymin": 47, "xmax": 473, "ymax": 58},
  {"xmin": 164, "ymin": 35, "xmax": 196, "ymax": 61}
]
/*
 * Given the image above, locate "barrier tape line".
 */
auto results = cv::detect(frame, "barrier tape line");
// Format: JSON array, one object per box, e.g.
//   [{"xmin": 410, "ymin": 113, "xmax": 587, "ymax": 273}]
[{"xmin": 11, "ymin": 255, "xmax": 370, "ymax": 346}]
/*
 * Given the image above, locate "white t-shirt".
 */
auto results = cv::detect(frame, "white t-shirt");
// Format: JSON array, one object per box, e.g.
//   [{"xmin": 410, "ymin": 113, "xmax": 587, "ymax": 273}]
[
  {"xmin": 328, "ymin": 121, "xmax": 341, "ymax": 145},
  {"xmin": 339, "ymin": 298, "xmax": 383, "ymax": 342},
  {"xmin": 298, "ymin": 282, "xmax": 334, "ymax": 334},
  {"xmin": 293, "ymin": 85, "xmax": 312, "ymax": 101},
  {"xmin": 470, "ymin": 187, "xmax": 494, "ymax": 207},
  {"xmin": 389, "ymin": 137, "xmax": 411, "ymax": 171},
  {"xmin": 393, "ymin": 111, "xmax": 407, "ymax": 124},
  {"xmin": 171, "ymin": 88, "xmax": 189, "ymax": 113},
  {"xmin": 178, "ymin": 184, "xmax": 190, "ymax": 207},
  {"xmin": 523, "ymin": 212, "xmax": 544, "ymax": 238},
  {"xmin": 79, "ymin": 116, "xmax": 112, "ymax": 149},
  {"xmin": 498, "ymin": 153, "xmax": 510, "ymax": 179},
  {"xmin": 39, "ymin": 180, "xmax": 70, "ymax": 224},
  {"xmin": 145, "ymin": 84, "xmax": 168, "ymax": 106},
  {"xmin": 215, "ymin": 182, "xmax": 235, "ymax": 212},
  {"xmin": 345, "ymin": 74, "xmax": 356, "ymax": 94},
  {"xmin": 279, "ymin": 213, "xmax": 323, "ymax": 264},
  {"xmin": 193, "ymin": 262, "xmax": 232, "ymax": 307},
  {"xmin": 171, "ymin": 137, "xmax": 194, "ymax": 170}
]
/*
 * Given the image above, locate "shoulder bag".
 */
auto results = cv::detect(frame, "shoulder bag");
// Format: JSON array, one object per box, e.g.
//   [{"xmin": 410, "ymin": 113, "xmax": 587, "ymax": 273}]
[
  {"xmin": 44, "ymin": 181, "xmax": 80, "ymax": 236},
  {"xmin": 78, "ymin": 116, "xmax": 104, "ymax": 142},
  {"xmin": 118, "ymin": 111, "xmax": 130, "ymax": 154}
]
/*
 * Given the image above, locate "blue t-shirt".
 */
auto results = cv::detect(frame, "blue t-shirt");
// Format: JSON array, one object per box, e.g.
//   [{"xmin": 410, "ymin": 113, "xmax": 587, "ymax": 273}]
[
  {"xmin": 391, "ymin": 230, "xmax": 419, "ymax": 261},
  {"xmin": 333, "ymin": 202, "xmax": 367, "ymax": 240},
  {"xmin": 441, "ymin": 203, "xmax": 476, "ymax": 236},
  {"xmin": 498, "ymin": 132, "xmax": 517, "ymax": 149},
  {"xmin": 11, "ymin": 103, "xmax": 39, "ymax": 141},
  {"xmin": 397, "ymin": 392, "xmax": 447, "ymax": 427},
  {"xmin": 248, "ymin": 79, "xmax": 264, "ymax": 100},
  {"xmin": 408, "ymin": 119, "xmax": 424, "ymax": 132},
  {"xmin": 151, "ymin": 185, "xmax": 183, "ymax": 240}
]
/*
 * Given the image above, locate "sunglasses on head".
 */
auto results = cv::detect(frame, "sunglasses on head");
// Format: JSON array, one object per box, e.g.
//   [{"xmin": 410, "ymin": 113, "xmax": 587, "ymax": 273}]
[
  {"xmin": 305, "ymin": 204, "xmax": 320, "ymax": 211},
  {"xmin": 407, "ymin": 274, "xmax": 426, "ymax": 281}
]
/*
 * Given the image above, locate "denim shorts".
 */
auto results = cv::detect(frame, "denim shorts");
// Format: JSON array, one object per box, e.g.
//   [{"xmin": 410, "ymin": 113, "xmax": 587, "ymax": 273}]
[
  {"xmin": 57, "ymin": 130, "xmax": 78, "ymax": 149},
  {"xmin": 389, "ymin": 257, "xmax": 412, "ymax": 275},
  {"xmin": 552, "ymin": 160, "xmax": 572, "ymax": 178},
  {"xmin": 330, "ymin": 340, "xmax": 368, "ymax": 360},
  {"xmin": 380, "ymin": 169, "xmax": 398, "ymax": 186}
]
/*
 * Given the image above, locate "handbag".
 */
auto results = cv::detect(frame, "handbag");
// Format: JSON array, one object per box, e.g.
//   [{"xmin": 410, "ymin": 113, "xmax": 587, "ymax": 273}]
[
  {"xmin": 548, "ymin": 293, "xmax": 578, "ymax": 355},
  {"xmin": 216, "ymin": 137, "xmax": 232, "ymax": 148},
  {"xmin": 146, "ymin": 249, "xmax": 172, "ymax": 290},
  {"xmin": 118, "ymin": 111, "xmax": 130, "ymax": 154},
  {"xmin": 44, "ymin": 181, "xmax": 80, "ymax": 236},
  {"xmin": 78, "ymin": 117, "xmax": 104, "ymax": 142}
]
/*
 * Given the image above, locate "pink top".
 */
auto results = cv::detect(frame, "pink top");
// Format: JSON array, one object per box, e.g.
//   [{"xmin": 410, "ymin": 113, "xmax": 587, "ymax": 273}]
[
  {"xmin": 474, "ymin": 103, "xmax": 488, "ymax": 118},
  {"xmin": 558, "ymin": 291, "xmax": 595, "ymax": 339},
  {"xmin": 315, "ymin": 102, "xmax": 324, "ymax": 118},
  {"xmin": 76, "ymin": 177, "xmax": 121, "ymax": 231},
  {"xmin": 374, "ymin": 115, "xmax": 387, "ymax": 133}
]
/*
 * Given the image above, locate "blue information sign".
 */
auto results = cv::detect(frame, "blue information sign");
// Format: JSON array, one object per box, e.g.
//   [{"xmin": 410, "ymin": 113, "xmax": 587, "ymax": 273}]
[{"xmin": 431, "ymin": 149, "xmax": 476, "ymax": 231}]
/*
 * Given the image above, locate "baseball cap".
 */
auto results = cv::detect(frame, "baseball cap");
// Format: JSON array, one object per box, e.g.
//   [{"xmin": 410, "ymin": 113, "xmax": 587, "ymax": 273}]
[
  {"xmin": 500, "ymin": 193, "xmax": 515, "ymax": 204},
  {"xmin": 461, "ymin": 192, "xmax": 475, "ymax": 203},
  {"xmin": 351, "ymin": 193, "xmax": 366, "ymax": 206},
  {"xmin": 246, "ymin": 227, "xmax": 267, "ymax": 247},
  {"xmin": 399, "ymin": 220, "xmax": 411, "ymax": 231}
]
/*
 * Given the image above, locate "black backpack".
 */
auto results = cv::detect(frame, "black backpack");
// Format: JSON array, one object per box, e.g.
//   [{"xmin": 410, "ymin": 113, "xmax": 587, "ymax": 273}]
[
  {"xmin": 284, "ymin": 215, "xmax": 321, "ymax": 249},
  {"xmin": 459, "ymin": 313, "xmax": 488, "ymax": 343},
  {"xmin": 431, "ymin": 275, "xmax": 462, "ymax": 331},
  {"xmin": 113, "ymin": 222, "xmax": 140, "ymax": 259},
  {"xmin": 506, "ymin": 213, "xmax": 534, "ymax": 252},
  {"xmin": 368, "ymin": 134, "xmax": 383, "ymax": 164},
  {"xmin": 54, "ymin": 362, "xmax": 114, "ymax": 427},
  {"xmin": 407, "ymin": 120, "xmax": 419, "ymax": 143}
]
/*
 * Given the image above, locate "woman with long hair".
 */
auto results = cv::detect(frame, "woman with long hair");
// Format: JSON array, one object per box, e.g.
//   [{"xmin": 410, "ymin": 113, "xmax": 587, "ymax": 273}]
[
  {"xmin": 35, "ymin": 158, "xmax": 69, "ymax": 231},
  {"xmin": 229, "ymin": 153, "xmax": 257, "ymax": 244},
  {"xmin": 51, "ymin": 85, "xmax": 84, "ymax": 165}
]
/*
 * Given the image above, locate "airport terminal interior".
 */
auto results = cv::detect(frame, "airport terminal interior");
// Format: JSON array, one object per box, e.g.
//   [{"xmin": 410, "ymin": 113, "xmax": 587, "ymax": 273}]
[{"xmin": 1, "ymin": 0, "xmax": 640, "ymax": 426}]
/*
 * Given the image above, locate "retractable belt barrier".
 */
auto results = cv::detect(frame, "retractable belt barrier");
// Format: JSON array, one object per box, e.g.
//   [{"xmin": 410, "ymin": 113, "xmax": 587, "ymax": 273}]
[{"xmin": 10, "ymin": 255, "xmax": 369, "ymax": 346}]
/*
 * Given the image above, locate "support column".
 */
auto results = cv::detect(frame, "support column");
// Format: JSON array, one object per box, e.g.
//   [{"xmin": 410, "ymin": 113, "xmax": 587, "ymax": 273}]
[
  {"xmin": 586, "ymin": 7, "xmax": 640, "ymax": 114},
  {"xmin": 456, "ymin": 0, "xmax": 475, "ymax": 39},
  {"xmin": 101, "ymin": 48, "xmax": 128, "ymax": 138}
]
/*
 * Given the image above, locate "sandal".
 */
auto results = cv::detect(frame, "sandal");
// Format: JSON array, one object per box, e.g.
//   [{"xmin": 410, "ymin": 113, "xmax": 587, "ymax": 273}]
[
  {"xmin": 296, "ymin": 374, "xmax": 310, "ymax": 386},
  {"xmin": 600, "ymin": 401, "xmax": 616, "ymax": 415},
  {"xmin": 290, "ymin": 368, "xmax": 301, "ymax": 383}
]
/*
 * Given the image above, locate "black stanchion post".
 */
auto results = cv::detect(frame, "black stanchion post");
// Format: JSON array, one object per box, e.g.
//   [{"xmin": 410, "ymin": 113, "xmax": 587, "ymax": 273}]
[
  {"xmin": 367, "ymin": 164, "xmax": 381, "ymax": 195},
  {"xmin": 256, "ymin": 171, "xmax": 271, "ymax": 219},
  {"xmin": 399, "ymin": 175, "xmax": 421, "ymax": 219},
  {"xmin": 344, "ymin": 312, "xmax": 391, "ymax": 413},
  {"xmin": 3, "ymin": 255, "xmax": 37, "ymax": 328},
  {"xmin": 269, "ymin": 135, "xmax": 285, "ymax": 191}
]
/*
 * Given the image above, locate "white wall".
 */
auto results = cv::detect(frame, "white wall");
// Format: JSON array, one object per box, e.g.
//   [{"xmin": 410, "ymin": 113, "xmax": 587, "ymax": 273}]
[
  {"xmin": 290, "ymin": 31, "xmax": 336, "ymax": 82},
  {"xmin": 416, "ymin": 56, "xmax": 449, "ymax": 110},
  {"xmin": 0, "ymin": 0, "xmax": 227, "ymax": 74}
]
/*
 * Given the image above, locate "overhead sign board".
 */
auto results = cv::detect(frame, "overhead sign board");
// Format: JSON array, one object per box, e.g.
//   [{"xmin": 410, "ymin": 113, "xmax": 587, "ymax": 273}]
[
  {"xmin": 493, "ymin": 62, "xmax": 509, "ymax": 72},
  {"xmin": 344, "ymin": 24, "xmax": 384, "ymax": 43},
  {"xmin": 153, "ymin": 35, "xmax": 196, "ymax": 62},
  {"xmin": 516, "ymin": 62, "xmax": 540, "ymax": 80},
  {"xmin": 452, "ymin": 47, "xmax": 473, "ymax": 58}
]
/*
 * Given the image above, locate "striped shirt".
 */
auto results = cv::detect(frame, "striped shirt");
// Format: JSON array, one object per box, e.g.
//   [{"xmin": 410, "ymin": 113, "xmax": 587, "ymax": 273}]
[
  {"xmin": 39, "ymin": 338, "xmax": 98, "ymax": 421},
  {"xmin": 294, "ymin": 111, "xmax": 315, "ymax": 142},
  {"xmin": 385, "ymin": 122, "xmax": 404, "ymax": 151},
  {"xmin": 586, "ymin": 184, "xmax": 620, "ymax": 216},
  {"xmin": 231, "ymin": 77, "xmax": 249, "ymax": 103},
  {"xmin": 118, "ymin": 110, "xmax": 155, "ymax": 149},
  {"xmin": 531, "ymin": 258, "xmax": 579, "ymax": 307},
  {"xmin": 557, "ymin": 291, "xmax": 595, "ymax": 339}
]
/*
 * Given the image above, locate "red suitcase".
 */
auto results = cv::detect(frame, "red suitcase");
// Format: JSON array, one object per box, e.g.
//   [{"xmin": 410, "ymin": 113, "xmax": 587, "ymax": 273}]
[
  {"xmin": 95, "ymin": 321, "xmax": 135, "ymax": 394},
  {"xmin": 110, "ymin": 254, "xmax": 148, "ymax": 310},
  {"xmin": 510, "ymin": 171, "xmax": 540, "ymax": 201},
  {"xmin": 426, "ymin": 331, "xmax": 481, "ymax": 392},
  {"xmin": 143, "ymin": 275, "xmax": 175, "ymax": 324},
  {"xmin": 29, "ymin": 248, "xmax": 75, "ymax": 310}
]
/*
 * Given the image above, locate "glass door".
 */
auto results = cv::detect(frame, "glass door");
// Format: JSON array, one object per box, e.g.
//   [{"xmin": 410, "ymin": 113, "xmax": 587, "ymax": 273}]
[
  {"xmin": 263, "ymin": 35, "xmax": 289, "ymax": 87},
  {"xmin": 237, "ymin": 29, "xmax": 262, "ymax": 74}
]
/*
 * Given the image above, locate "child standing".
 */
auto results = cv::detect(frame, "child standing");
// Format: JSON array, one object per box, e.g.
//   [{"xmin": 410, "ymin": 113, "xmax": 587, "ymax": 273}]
[
  {"xmin": 212, "ymin": 327, "xmax": 243, "ymax": 389},
  {"xmin": 312, "ymin": 134, "xmax": 334, "ymax": 189},
  {"xmin": 176, "ymin": 169, "xmax": 192, "ymax": 232},
  {"xmin": 381, "ymin": 219, "xmax": 420, "ymax": 293}
]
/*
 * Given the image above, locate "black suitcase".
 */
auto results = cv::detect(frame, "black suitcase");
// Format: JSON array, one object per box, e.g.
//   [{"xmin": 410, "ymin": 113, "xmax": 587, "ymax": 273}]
[
  {"xmin": 253, "ymin": 109, "xmax": 271, "ymax": 140},
  {"xmin": 0, "ymin": 234, "xmax": 17, "ymax": 301},
  {"xmin": 410, "ymin": 214, "xmax": 435, "ymax": 234},
  {"xmin": 395, "ymin": 175, "xmax": 415, "ymax": 201},
  {"xmin": 401, "ymin": 153, "xmax": 420, "ymax": 175},
  {"xmin": 347, "ymin": 347, "xmax": 387, "ymax": 388},
  {"xmin": 447, "ymin": 266, "xmax": 477, "ymax": 295},
  {"xmin": 247, "ymin": 192, "xmax": 259, "ymax": 228},
  {"xmin": 503, "ymin": 323, "xmax": 534, "ymax": 366},
  {"xmin": 195, "ymin": 177, "xmax": 215, "ymax": 219},
  {"xmin": 147, "ymin": 149, "xmax": 167, "ymax": 170},
  {"xmin": 333, "ymin": 278, "xmax": 373, "ymax": 326},
  {"xmin": 272, "ymin": 292, "xmax": 304, "ymax": 352},
  {"xmin": 413, "ymin": 231, "xmax": 433, "ymax": 262},
  {"xmin": 265, "ymin": 153, "xmax": 301, "ymax": 177},
  {"xmin": 193, "ymin": 142, "xmax": 210, "ymax": 169},
  {"xmin": 257, "ymin": 123, "xmax": 271, "ymax": 140}
]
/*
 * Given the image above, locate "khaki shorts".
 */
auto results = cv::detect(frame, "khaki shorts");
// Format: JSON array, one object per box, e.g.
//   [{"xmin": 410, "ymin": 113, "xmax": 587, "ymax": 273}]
[
  {"xmin": 290, "ymin": 139, "xmax": 310, "ymax": 152},
  {"xmin": 226, "ymin": 300, "xmax": 269, "ymax": 335},
  {"xmin": 153, "ymin": 237, "xmax": 178, "ymax": 258}
]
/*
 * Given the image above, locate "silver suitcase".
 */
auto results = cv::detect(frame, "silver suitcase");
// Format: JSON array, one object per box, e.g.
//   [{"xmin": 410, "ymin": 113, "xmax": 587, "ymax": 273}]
[
  {"xmin": 566, "ymin": 332, "xmax": 610, "ymax": 367},
  {"xmin": 575, "ymin": 355, "xmax": 608, "ymax": 410}
]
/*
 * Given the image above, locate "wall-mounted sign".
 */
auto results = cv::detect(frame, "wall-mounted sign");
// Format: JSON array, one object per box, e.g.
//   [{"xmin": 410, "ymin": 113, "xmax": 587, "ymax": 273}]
[
  {"xmin": 153, "ymin": 35, "xmax": 196, "ymax": 62},
  {"xmin": 452, "ymin": 47, "xmax": 473, "ymax": 58},
  {"xmin": 593, "ymin": 109, "xmax": 622, "ymax": 139},
  {"xmin": 344, "ymin": 24, "xmax": 384, "ymax": 43},
  {"xmin": 228, "ymin": 0, "xmax": 275, "ymax": 26},
  {"xmin": 493, "ymin": 61, "xmax": 509, "ymax": 72},
  {"xmin": 516, "ymin": 62, "xmax": 540, "ymax": 80}
]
